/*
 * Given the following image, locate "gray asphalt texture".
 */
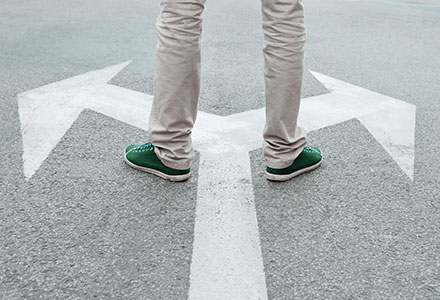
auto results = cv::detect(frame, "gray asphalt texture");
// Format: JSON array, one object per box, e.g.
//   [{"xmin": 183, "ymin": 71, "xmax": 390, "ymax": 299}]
[
  {"xmin": 3, "ymin": 110, "xmax": 200, "ymax": 299},
  {"xmin": 1, "ymin": 0, "xmax": 440, "ymax": 299},
  {"xmin": 251, "ymin": 119, "xmax": 438, "ymax": 299}
]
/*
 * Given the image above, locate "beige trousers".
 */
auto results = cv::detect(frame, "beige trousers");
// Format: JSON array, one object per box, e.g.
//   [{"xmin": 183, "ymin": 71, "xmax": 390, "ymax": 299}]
[{"xmin": 148, "ymin": 0, "xmax": 307, "ymax": 170}]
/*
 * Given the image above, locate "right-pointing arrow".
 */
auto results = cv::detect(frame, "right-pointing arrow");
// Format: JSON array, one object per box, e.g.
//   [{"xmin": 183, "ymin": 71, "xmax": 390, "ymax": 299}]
[
  {"xmin": 305, "ymin": 71, "xmax": 416, "ymax": 180},
  {"xmin": 226, "ymin": 71, "xmax": 416, "ymax": 180}
]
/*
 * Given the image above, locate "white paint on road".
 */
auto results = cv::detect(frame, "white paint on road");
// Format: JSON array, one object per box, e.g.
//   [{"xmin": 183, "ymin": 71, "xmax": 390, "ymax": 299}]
[
  {"xmin": 188, "ymin": 151, "xmax": 267, "ymax": 300},
  {"xmin": 17, "ymin": 62, "xmax": 417, "ymax": 299},
  {"xmin": 18, "ymin": 61, "xmax": 148, "ymax": 178},
  {"xmin": 226, "ymin": 71, "xmax": 417, "ymax": 179},
  {"xmin": 306, "ymin": 71, "xmax": 416, "ymax": 179}
]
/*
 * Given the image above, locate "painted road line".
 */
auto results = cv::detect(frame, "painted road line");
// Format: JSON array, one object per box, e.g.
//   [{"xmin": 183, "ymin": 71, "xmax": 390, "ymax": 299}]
[
  {"xmin": 18, "ymin": 62, "xmax": 416, "ymax": 180},
  {"xmin": 17, "ymin": 61, "xmax": 417, "ymax": 298},
  {"xmin": 306, "ymin": 71, "xmax": 416, "ymax": 180},
  {"xmin": 227, "ymin": 71, "xmax": 416, "ymax": 179},
  {"xmin": 188, "ymin": 151, "xmax": 267, "ymax": 300}
]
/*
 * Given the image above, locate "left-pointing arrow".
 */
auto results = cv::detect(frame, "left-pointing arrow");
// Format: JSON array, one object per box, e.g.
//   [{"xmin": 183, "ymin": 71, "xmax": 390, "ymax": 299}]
[{"xmin": 18, "ymin": 61, "xmax": 154, "ymax": 179}]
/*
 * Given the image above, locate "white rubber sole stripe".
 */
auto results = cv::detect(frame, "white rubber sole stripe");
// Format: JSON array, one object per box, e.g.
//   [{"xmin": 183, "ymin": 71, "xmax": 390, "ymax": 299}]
[
  {"xmin": 124, "ymin": 152, "xmax": 191, "ymax": 182},
  {"xmin": 265, "ymin": 158, "xmax": 323, "ymax": 182}
]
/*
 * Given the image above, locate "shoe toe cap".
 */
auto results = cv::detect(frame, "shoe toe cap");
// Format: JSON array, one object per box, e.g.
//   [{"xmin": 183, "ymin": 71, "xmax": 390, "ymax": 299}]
[
  {"xmin": 311, "ymin": 151, "xmax": 322, "ymax": 164},
  {"xmin": 303, "ymin": 145, "xmax": 322, "ymax": 164},
  {"xmin": 125, "ymin": 149, "xmax": 141, "ymax": 165}
]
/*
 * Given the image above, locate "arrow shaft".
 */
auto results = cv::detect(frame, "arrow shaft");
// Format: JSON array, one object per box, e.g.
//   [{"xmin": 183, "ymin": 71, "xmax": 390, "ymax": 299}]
[
  {"xmin": 85, "ymin": 85, "xmax": 153, "ymax": 130},
  {"xmin": 188, "ymin": 151, "xmax": 268, "ymax": 300}
]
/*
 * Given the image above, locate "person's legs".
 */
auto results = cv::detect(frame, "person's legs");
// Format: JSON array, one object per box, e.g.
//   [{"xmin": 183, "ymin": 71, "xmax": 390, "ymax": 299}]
[
  {"xmin": 148, "ymin": 0, "xmax": 206, "ymax": 170},
  {"xmin": 260, "ymin": 0, "xmax": 308, "ymax": 169}
]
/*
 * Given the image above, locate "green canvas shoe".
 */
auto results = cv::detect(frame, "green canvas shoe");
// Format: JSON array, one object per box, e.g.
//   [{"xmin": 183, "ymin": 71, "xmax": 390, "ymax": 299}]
[
  {"xmin": 265, "ymin": 145, "xmax": 323, "ymax": 181},
  {"xmin": 124, "ymin": 142, "xmax": 191, "ymax": 182}
]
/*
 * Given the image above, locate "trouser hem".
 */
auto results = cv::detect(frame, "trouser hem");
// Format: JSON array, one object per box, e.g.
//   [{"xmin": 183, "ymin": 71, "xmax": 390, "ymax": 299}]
[
  {"xmin": 154, "ymin": 147, "xmax": 192, "ymax": 170},
  {"xmin": 265, "ymin": 160, "xmax": 296, "ymax": 169},
  {"xmin": 264, "ymin": 144, "xmax": 305, "ymax": 169}
]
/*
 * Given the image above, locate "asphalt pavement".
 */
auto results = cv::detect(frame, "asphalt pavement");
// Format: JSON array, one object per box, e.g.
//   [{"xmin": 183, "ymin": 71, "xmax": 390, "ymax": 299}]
[{"xmin": 1, "ymin": 0, "xmax": 440, "ymax": 299}]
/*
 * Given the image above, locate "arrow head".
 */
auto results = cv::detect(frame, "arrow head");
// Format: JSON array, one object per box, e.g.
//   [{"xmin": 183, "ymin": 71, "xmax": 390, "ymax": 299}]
[
  {"xmin": 18, "ymin": 61, "xmax": 132, "ymax": 179},
  {"xmin": 307, "ymin": 70, "xmax": 416, "ymax": 180}
]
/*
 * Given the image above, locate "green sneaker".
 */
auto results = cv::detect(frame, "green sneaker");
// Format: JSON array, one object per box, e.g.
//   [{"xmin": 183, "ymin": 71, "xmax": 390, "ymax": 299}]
[
  {"xmin": 124, "ymin": 142, "xmax": 191, "ymax": 182},
  {"xmin": 265, "ymin": 145, "xmax": 323, "ymax": 181}
]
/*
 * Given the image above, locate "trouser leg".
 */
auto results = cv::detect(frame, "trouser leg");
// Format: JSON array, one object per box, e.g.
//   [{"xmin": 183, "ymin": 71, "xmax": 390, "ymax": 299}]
[
  {"xmin": 148, "ymin": 0, "xmax": 206, "ymax": 170},
  {"xmin": 260, "ymin": 0, "xmax": 307, "ymax": 169}
]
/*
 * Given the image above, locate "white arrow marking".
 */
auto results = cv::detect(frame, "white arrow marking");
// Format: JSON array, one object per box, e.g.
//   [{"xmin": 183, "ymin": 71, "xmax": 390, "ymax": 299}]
[
  {"xmin": 226, "ymin": 71, "xmax": 416, "ymax": 180},
  {"xmin": 17, "ymin": 62, "xmax": 416, "ymax": 298},
  {"xmin": 188, "ymin": 151, "xmax": 267, "ymax": 300},
  {"xmin": 305, "ymin": 71, "xmax": 416, "ymax": 180}
]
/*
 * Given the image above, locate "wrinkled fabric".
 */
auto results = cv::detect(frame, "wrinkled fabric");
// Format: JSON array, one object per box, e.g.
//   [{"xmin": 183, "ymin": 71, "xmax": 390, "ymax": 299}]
[{"xmin": 149, "ymin": 0, "xmax": 307, "ymax": 170}]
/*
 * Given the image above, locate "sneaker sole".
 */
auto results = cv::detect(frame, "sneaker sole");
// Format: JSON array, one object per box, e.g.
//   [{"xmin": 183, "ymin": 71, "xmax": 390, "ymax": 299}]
[
  {"xmin": 265, "ymin": 158, "xmax": 323, "ymax": 182},
  {"xmin": 124, "ymin": 152, "xmax": 191, "ymax": 182}
]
